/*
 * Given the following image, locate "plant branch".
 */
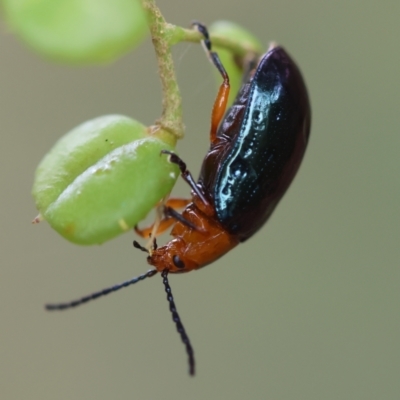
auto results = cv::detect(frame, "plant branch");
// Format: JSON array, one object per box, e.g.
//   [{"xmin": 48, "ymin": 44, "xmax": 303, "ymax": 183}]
[{"xmin": 141, "ymin": 0, "xmax": 184, "ymax": 143}]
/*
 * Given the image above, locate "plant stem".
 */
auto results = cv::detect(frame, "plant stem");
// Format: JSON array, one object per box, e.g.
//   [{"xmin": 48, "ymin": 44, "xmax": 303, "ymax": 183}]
[{"xmin": 141, "ymin": 0, "xmax": 184, "ymax": 143}]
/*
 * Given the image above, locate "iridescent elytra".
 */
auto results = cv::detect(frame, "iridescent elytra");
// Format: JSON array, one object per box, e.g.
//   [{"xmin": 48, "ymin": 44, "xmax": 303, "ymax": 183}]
[{"xmin": 46, "ymin": 22, "xmax": 311, "ymax": 376}]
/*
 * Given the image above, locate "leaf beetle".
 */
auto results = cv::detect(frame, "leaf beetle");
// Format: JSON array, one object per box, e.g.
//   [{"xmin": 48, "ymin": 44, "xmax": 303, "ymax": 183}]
[{"xmin": 46, "ymin": 22, "xmax": 311, "ymax": 376}]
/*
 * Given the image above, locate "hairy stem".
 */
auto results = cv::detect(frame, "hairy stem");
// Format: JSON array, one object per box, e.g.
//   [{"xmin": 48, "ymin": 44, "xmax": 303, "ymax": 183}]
[{"xmin": 141, "ymin": 0, "xmax": 184, "ymax": 143}]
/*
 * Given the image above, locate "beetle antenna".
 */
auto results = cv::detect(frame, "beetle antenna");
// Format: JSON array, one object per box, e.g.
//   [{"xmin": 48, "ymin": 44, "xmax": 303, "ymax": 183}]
[
  {"xmin": 45, "ymin": 269, "xmax": 158, "ymax": 310},
  {"xmin": 161, "ymin": 269, "xmax": 195, "ymax": 376}
]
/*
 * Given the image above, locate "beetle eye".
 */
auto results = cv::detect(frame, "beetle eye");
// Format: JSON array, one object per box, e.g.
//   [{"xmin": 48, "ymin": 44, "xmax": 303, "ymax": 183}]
[{"xmin": 172, "ymin": 255, "xmax": 185, "ymax": 269}]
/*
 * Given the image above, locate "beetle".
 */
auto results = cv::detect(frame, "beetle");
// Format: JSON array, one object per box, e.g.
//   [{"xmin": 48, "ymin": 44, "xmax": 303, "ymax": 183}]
[{"xmin": 46, "ymin": 23, "xmax": 311, "ymax": 376}]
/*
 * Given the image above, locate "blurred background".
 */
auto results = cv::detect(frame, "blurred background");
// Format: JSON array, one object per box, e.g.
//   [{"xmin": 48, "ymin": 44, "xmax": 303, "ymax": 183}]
[{"xmin": 1, "ymin": 1, "xmax": 399, "ymax": 399}]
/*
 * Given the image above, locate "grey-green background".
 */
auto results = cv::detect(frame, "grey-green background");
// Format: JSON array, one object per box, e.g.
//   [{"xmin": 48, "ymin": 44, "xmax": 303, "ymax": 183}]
[{"xmin": 1, "ymin": 1, "xmax": 399, "ymax": 399}]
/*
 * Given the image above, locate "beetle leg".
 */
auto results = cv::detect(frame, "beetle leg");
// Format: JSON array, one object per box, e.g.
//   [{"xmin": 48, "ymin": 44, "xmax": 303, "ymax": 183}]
[
  {"xmin": 134, "ymin": 218, "xmax": 175, "ymax": 239},
  {"xmin": 165, "ymin": 198, "xmax": 191, "ymax": 209},
  {"xmin": 192, "ymin": 22, "xmax": 230, "ymax": 144},
  {"xmin": 135, "ymin": 198, "xmax": 191, "ymax": 238},
  {"xmin": 164, "ymin": 206, "xmax": 204, "ymax": 232},
  {"xmin": 161, "ymin": 150, "xmax": 210, "ymax": 206}
]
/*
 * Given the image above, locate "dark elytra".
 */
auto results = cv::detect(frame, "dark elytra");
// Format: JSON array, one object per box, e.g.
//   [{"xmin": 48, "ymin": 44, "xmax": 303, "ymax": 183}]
[{"xmin": 199, "ymin": 46, "xmax": 311, "ymax": 241}]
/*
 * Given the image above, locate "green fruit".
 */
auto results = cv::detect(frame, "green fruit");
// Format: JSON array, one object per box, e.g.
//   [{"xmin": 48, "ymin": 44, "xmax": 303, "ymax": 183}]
[
  {"xmin": 3, "ymin": 0, "xmax": 148, "ymax": 63},
  {"xmin": 32, "ymin": 115, "xmax": 179, "ymax": 244}
]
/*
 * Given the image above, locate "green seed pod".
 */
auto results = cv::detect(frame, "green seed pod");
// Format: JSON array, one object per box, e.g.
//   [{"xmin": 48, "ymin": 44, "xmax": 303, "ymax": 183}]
[
  {"xmin": 2, "ymin": 0, "xmax": 148, "ymax": 64},
  {"xmin": 32, "ymin": 115, "xmax": 179, "ymax": 245},
  {"xmin": 209, "ymin": 21, "xmax": 263, "ymax": 106}
]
